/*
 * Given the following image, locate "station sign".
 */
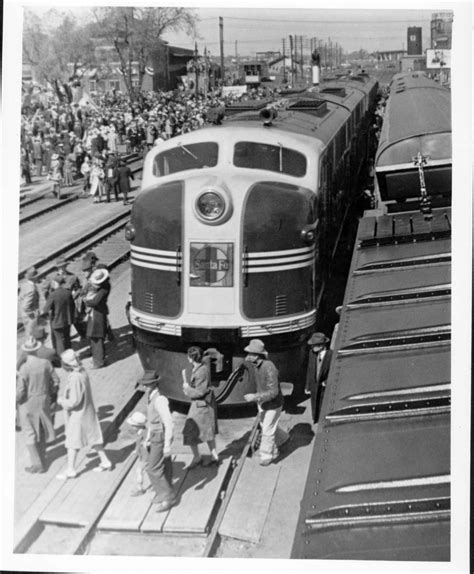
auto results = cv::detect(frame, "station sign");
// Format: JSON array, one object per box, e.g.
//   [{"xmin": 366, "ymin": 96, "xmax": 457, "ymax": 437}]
[{"xmin": 426, "ymin": 49, "xmax": 451, "ymax": 69}]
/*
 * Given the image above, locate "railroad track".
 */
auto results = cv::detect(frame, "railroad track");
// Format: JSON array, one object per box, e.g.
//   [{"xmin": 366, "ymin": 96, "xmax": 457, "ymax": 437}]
[
  {"xmin": 15, "ymin": 395, "xmax": 261, "ymax": 557},
  {"xmin": 19, "ymin": 153, "xmax": 143, "ymax": 225}
]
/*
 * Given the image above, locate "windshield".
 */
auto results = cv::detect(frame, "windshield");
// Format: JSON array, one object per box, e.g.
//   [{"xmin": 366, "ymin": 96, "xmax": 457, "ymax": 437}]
[
  {"xmin": 233, "ymin": 141, "xmax": 307, "ymax": 177},
  {"xmin": 153, "ymin": 142, "xmax": 218, "ymax": 177}
]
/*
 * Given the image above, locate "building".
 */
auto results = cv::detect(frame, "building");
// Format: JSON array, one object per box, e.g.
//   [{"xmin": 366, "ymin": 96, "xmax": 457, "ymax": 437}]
[
  {"xmin": 431, "ymin": 11, "xmax": 453, "ymax": 49},
  {"xmin": 407, "ymin": 26, "xmax": 423, "ymax": 55}
]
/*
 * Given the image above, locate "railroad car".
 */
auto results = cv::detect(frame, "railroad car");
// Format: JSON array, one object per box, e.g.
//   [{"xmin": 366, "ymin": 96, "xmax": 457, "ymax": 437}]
[
  {"xmin": 374, "ymin": 72, "xmax": 451, "ymax": 214},
  {"xmin": 126, "ymin": 73, "xmax": 379, "ymax": 405},
  {"xmin": 291, "ymin": 72, "xmax": 452, "ymax": 561}
]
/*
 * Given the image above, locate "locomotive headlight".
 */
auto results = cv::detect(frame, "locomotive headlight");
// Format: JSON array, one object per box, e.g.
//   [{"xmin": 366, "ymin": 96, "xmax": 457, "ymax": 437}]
[
  {"xmin": 125, "ymin": 222, "xmax": 136, "ymax": 241},
  {"xmin": 197, "ymin": 191, "xmax": 225, "ymax": 220}
]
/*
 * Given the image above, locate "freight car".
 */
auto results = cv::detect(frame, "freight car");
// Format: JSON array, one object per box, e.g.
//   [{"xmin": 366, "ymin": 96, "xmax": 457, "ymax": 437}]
[
  {"xmin": 291, "ymin": 71, "xmax": 451, "ymax": 560},
  {"xmin": 126, "ymin": 73, "xmax": 379, "ymax": 405}
]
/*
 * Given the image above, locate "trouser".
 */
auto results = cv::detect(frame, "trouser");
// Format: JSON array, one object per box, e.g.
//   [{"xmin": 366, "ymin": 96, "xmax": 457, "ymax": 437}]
[
  {"xmin": 26, "ymin": 425, "xmax": 47, "ymax": 470},
  {"xmin": 35, "ymin": 158, "xmax": 43, "ymax": 176},
  {"xmin": 83, "ymin": 175, "xmax": 90, "ymax": 192},
  {"xmin": 51, "ymin": 326, "xmax": 71, "ymax": 356},
  {"xmin": 22, "ymin": 166, "xmax": 32, "ymax": 184},
  {"xmin": 120, "ymin": 186, "xmax": 128, "ymax": 203},
  {"xmin": 106, "ymin": 179, "xmax": 120, "ymax": 202},
  {"xmin": 89, "ymin": 336, "xmax": 105, "ymax": 367},
  {"xmin": 258, "ymin": 405, "xmax": 289, "ymax": 463},
  {"xmin": 146, "ymin": 429, "xmax": 174, "ymax": 503}
]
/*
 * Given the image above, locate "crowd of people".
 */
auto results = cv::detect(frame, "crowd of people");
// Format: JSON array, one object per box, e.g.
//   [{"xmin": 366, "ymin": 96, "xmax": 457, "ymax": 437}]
[{"xmin": 20, "ymin": 84, "xmax": 275, "ymax": 201}]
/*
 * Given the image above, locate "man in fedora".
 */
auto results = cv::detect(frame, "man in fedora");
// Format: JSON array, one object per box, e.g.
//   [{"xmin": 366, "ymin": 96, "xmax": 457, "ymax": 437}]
[
  {"xmin": 139, "ymin": 370, "xmax": 176, "ymax": 512},
  {"xmin": 16, "ymin": 336, "xmax": 59, "ymax": 473},
  {"xmin": 85, "ymin": 268, "xmax": 111, "ymax": 369},
  {"xmin": 243, "ymin": 339, "xmax": 289, "ymax": 466},
  {"xmin": 19, "ymin": 267, "xmax": 40, "ymax": 336},
  {"xmin": 17, "ymin": 323, "xmax": 60, "ymax": 370},
  {"xmin": 42, "ymin": 274, "xmax": 75, "ymax": 356},
  {"xmin": 306, "ymin": 332, "xmax": 332, "ymax": 422}
]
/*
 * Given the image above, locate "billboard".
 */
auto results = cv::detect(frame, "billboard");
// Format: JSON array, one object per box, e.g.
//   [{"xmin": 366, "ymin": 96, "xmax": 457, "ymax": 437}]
[{"xmin": 426, "ymin": 49, "xmax": 451, "ymax": 69}]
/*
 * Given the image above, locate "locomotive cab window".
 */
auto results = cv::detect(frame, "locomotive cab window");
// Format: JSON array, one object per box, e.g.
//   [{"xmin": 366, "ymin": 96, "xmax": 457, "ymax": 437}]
[
  {"xmin": 233, "ymin": 141, "xmax": 307, "ymax": 177},
  {"xmin": 153, "ymin": 142, "xmax": 218, "ymax": 177}
]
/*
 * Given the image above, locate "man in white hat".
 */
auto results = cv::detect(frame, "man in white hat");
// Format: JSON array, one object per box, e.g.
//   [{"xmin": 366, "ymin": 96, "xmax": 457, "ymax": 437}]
[
  {"xmin": 85, "ymin": 268, "xmax": 111, "ymax": 368},
  {"xmin": 243, "ymin": 339, "xmax": 289, "ymax": 466},
  {"xmin": 17, "ymin": 336, "xmax": 59, "ymax": 473}
]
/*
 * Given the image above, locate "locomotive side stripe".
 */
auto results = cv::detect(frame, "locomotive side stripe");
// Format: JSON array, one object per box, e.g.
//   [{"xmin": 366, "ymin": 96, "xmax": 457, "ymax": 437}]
[
  {"xmin": 131, "ymin": 259, "xmax": 181, "ymax": 272},
  {"xmin": 247, "ymin": 260, "xmax": 314, "ymax": 273},
  {"xmin": 246, "ymin": 253, "xmax": 314, "ymax": 267},
  {"xmin": 131, "ymin": 252, "xmax": 181, "ymax": 266},
  {"xmin": 247, "ymin": 245, "xmax": 316, "ymax": 258},
  {"xmin": 131, "ymin": 245, "xmax": 178, "ymax": 258}
]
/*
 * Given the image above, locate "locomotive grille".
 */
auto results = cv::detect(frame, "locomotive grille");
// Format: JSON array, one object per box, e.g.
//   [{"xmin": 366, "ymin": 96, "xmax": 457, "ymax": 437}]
[
  {"xmin": 275, "ymin": 295, "xmax": 288, "ymax": 316},
  {"xmin": 144, "ymin": 292, "xmax": 154, "ymax": 314}
]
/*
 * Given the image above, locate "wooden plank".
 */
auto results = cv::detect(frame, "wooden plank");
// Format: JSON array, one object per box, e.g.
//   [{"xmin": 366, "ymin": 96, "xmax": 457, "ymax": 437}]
[
  {"xmin": 219, "ymin": 457, "xmax": 280, "ymax": 544},
  {"xmin": 97, "ymin": 457, "xmax": 153, "ymax": 531},
  {"xmin": 163, "ymin": 457, "xmax": 232, "ymax": 534},
  {"xmin": 39, "ymin": 444, "xmax": 134, "ymax": 527},
  {"xmin": 140, "ymin": 454, "xmax": 191, "ymax": 533}
]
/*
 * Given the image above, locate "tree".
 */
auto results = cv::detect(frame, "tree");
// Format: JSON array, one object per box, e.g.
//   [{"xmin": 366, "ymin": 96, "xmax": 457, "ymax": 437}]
[
  {"xmin": 91, "ymin": 7, "xmax": 198, "ymax": 101},
  {"xmin": 23, "ymin": 9, "xmax": 95, "ymax": 102}
]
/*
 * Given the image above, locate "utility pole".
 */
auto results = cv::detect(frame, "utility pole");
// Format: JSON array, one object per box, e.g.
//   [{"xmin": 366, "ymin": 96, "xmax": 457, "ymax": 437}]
[
  {"xmin": 300, "ymin": 35, "xmax": 304, "ymax": 81},
  {"xmin": 289, "ymin": 35, "xmax": 294, "ymax": 85},
  {"xmin": 282, "ymin": 38, "xmax": 287, "ymax": 83},
  {"xmin": 219, "ymin": 17, "xmax": 224, "ymax": 84}
]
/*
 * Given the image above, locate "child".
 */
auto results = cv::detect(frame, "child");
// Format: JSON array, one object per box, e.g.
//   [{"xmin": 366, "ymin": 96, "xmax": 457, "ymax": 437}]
[{"xmin": 126, "ymin": 411, "xmax": 149, "ymax": 496}]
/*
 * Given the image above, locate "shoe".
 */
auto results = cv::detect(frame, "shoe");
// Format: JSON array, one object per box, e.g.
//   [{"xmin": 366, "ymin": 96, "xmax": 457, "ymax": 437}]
[
  {"xmin": 154, "ymin": 498, "xmax": 177, "ymax": 513},
  {"xmin": 259, "ymin": 458, "xmax": 273, "ymax": 467},
  {"xmin": 202, "ymin": 456, "xmax": 220, "ymax": 467},
  {"xmin": 185, "ymin": 458, "xmax": 202, "ymax": 470},
  {"xmin": 25, "ymin": 465, "xmax": 44, "ymax": 474},
  {"xmin": 56, "ymin": 470, "xmax": 77, "ymax": 480},
  {"xmin": 130, "ymin": 488, "xmax": 146, "ymax": 497},
  {"xmin": 93, "ymin": 461, "xmax": 113, "ymax": 472}
]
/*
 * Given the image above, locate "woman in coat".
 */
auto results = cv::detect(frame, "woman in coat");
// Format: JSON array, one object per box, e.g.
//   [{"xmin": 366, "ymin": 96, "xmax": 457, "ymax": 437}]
[
  {"xmin": 56, "ymin": 349, "xmax": 112, "ymax": 479},
  {"xmin": 182, "ymin": 346, "xmax": 219, "ymax": 468},
  {"xmin": 16, "ymin": 336, "xmax": 59, "ymax": 473},
  {"xmin": 84, "ymin": 268, "xmax": 110, "ymax": 369}
]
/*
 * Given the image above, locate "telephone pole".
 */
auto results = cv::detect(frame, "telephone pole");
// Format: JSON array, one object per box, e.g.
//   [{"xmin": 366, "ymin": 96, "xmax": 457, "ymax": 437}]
[{"xmin": 219, "ymin": 17, "xmax": 224, "ymax": 83}]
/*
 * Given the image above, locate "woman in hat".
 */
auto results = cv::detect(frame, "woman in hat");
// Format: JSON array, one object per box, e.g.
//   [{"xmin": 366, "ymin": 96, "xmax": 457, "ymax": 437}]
[
  {"xmin": 84, "ymin": 268, "xmax": 111, "ymax": 369},
  {"xmin": 56, "ymin": 349, "xmax": 112, "ymax": 479},
  {"xmin": 16, "ymin": 336, "xmax": 59, "ymax": 473},
  {"xmin": 140, "ymin": 370, "xmax": 176, "ymax": 512},
  {"xmin": 181, "ymin": 346, "xmax": 219, "ymax": 468}
]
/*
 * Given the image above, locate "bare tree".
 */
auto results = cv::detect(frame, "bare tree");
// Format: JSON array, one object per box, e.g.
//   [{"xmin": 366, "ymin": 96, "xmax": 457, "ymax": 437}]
[
  {"xmin": 91, "ymin": 7, "xmax": 198, "ymax": 100},
  {"xmin": 23, "ymin": 9, "xmax": 95, "ymax": 102}
]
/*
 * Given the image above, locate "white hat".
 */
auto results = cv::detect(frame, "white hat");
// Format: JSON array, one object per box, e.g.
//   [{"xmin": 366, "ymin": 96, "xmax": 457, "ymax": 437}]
[
  {"xmin": 244, "ymin": 339, "xmax": 268, "ymax": 357},
  {"xmin": 61, "ymin": 348, "xmax": 80, "ymax": 368},
  {"xmin": 90, "ymin": 268, "xmax": 109, "ymax": 285},
  {"xmin": 127, "ymin": 412, "xmax": 147, "ymax": 428},
  {"xmin": 21, "ymin": 336, "xmax": 41, "ymax": 353}
]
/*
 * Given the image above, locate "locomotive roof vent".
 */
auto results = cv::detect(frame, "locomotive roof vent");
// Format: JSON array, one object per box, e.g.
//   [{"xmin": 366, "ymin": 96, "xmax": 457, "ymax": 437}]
[
  {"xmin": 320, "ymin": 87, "xmax": 347, "ymax": 98},
  {"xmin": 225, "ymin": 100, "xmax": 270, "ymax": 115},
  {"xmin": 288, "ymin": 99, "xmax": 328, "ymax": 116}
]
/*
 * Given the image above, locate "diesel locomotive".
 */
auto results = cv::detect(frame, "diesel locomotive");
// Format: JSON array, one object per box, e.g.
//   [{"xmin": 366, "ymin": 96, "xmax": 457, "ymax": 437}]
[
  {"xmin": 292, "ymin": 72, "xmax": 452, "ymax": 560},
  {"xmin": 126, "ymin": 73, "xmax": 379, "ymax": 405}
]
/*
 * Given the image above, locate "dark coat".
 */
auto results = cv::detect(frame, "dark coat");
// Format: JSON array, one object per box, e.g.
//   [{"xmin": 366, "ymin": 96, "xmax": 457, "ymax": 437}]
[
  {"xmin": 117, "ymin": 165, "xmax": 134, "ymax": 194},
  {"xmin": 85, "ymin": 281, "xmax": 110, "ymax": 338},
  {"xmin": 182, "ymin": 363, "xmax": 218, "ymax": 445},
  {"xmin": 43, "ymin": 286, "xmax": 75, "ymax": 329}
]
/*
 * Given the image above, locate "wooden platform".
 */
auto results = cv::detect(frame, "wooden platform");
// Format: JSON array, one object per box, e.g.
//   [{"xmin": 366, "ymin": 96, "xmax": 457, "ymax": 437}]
[{"xmin": 219, "ymin": 456, "xmax": 280, "ymax": 544}]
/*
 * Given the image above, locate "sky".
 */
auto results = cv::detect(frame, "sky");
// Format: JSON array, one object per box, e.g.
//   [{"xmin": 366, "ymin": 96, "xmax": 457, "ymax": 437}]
[{"xmin": 23, "ymin": 4, "xmax": 442, "ymax": 57}]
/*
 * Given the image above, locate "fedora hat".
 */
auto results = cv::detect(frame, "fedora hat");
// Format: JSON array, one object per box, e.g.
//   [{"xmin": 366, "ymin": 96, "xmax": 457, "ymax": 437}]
[
  {"xmin": 138, "ymin": 370, "xmax": 160, "ymax": 386},
  {"xmin": 90, "ymin": 268, "xmax": 109, "ymax": 286},
  {"xmin": 308, "ymin": 332, "xmax": 329, "ymax": 347},
  {"xmin": 61, "ymin": 349, "xmax": 80, "ymax": 368},
  {"xmin": 21, "ymin": 336, "xmax": 41, "ymax": 353},
  {"xmin": 25, "ymin": 266, "xmax": 38, "ymax": 281},
  {"xmin": 126, "ymin": 411, "xmax": 147, "ymax": 428},
  {"xmin": 244, "ymin": 339, "xmax": 268, "ymax": 357}
]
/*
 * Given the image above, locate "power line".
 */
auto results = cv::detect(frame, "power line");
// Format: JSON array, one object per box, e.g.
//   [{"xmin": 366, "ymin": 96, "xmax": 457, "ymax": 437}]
[{"xmin": 198, "ymin": 16, "xmax": 430, "ymax": 24}]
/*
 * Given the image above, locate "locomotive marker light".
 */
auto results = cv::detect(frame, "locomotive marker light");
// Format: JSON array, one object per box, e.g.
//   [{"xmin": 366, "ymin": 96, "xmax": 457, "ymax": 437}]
[{"xmin": 124, "ymin": 222, "xmax": 136, "ymax": 241}]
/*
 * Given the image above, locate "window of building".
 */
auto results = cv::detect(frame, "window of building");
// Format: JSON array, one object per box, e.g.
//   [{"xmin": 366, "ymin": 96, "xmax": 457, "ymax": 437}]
[
  {"xmin": 109, "ymin": 79, "xmax": 120, "ymax": 91},
  {"xmin": 89, "ymin": 79, "xmax": 96, "ymax": 92}
]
